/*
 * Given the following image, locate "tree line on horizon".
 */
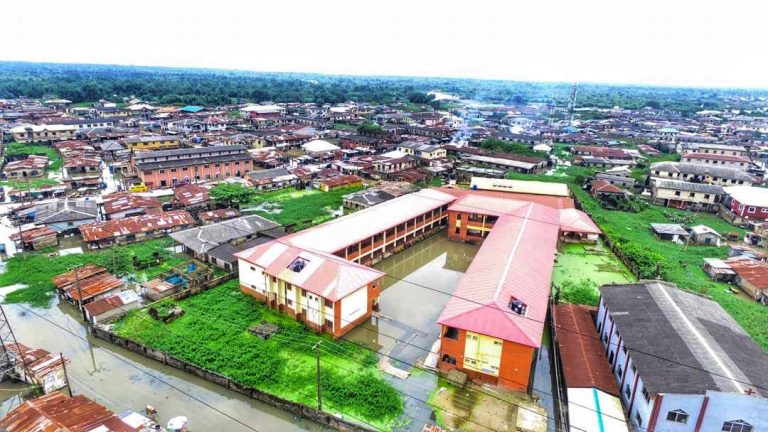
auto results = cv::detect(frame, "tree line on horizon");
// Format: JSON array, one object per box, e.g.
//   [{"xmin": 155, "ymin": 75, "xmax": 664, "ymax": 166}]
[{"xmin": 0, "ymin": 61, "xmax": 764, "ymax": 114}]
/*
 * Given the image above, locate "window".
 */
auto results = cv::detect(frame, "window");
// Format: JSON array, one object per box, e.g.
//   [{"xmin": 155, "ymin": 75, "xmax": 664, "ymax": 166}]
[
  {"xmin": 635, "ymin": 413, "xmax": 643, "ymax": 427},
  {"xmin": 722, "ymin": 420, "xmax": 753, "ymax": 432},
  {"xmin": 674, "ymin": 191, "xmax": 681, "ymax": 196},
  {"xmin": 748, "ymin": 207, "xmax": 756, "ymax": 214},
  {"xmin": 441, "ymin": 354, "xmax": 457, "ymax": 365},
  {"xmin": 704, "ymin": 194, "xmax": 710, "ymax": 199},
  {"xmin": 444, "ymin": 326, "xmax": 459, "ymax": 340},
  {"xmin": 666, "ymin": 409, "xmax": 689, "ymax": 424},
  {"xmin": 642, "ymin": 387, "xmax": 650, "ymax": 403},
  {"xmin": 631, "ymin": 363, "xmax": 637, "ymax": 374},
  {"xmin": 689, "ymin": 192, "xmax": 695, "ymax": 198},
  {"xmin": 616, "ymin": 365, "xmax": 623, "ymax": 379},
  {"xmin": 324, "ymin": 298, "xmax": 333, "ymax": 308},
  {"xmin": 623, "ymin": 384, "xmax": 631, "ymax": 399},
  {"xmin": 508, "ymin": 297, "xmax": 527, "ymax": 315}
]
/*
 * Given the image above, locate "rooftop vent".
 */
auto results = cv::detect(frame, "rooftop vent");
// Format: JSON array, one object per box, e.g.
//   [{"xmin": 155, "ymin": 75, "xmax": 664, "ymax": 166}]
[
  {"xmin": 508, "ymin": 298, "xmax": 527, "ymax": 316},
  {"xmin": 289, "ymin": 258, "xmax": 308, "ymax": 273}
]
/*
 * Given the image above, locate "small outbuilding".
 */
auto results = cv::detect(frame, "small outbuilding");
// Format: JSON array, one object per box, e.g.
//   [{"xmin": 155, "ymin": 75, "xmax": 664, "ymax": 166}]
[
  {"xmin": 689, "ymin": 224, "xmax": 724, "ymax": 247},
  {"xmin": 650, "ymin": 223, "xmax": 689, "ymax": 242}
]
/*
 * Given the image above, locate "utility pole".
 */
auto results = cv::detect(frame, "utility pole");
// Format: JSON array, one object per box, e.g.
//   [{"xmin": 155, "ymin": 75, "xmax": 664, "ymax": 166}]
[
  {"xmin": 73, "ymin": 266, "xmax": 88, "ymax": 323},
  {"xmin": 312, "ymin": 340, "xmax": 323, "ymax": 411},
  {"xmin": 60, "ymin": 352, "xmax": 72, "ymax": 397}
]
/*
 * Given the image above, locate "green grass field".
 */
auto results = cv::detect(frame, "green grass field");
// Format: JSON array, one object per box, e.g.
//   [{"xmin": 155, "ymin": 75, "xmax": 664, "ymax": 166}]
[
  {"xmin": 113, "ymin": 280, "xmax": 402, "ymax": 430},
  {"xmin": 245, "ymin": 186, "xmax": 363, "ymax": 231}
]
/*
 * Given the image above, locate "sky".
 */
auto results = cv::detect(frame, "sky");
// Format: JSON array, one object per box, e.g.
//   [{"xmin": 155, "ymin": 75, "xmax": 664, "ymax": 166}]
[{"xmin": 2, "ymin": 0, "xmax": 768, "ymax": 89}]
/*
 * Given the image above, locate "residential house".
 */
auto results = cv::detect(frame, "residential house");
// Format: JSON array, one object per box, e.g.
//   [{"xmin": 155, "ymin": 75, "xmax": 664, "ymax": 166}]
[
  {"xmin": 1, "ymin": 344, "xmax": 69, "ymax": 394},
  {"xmin": 689, "ymin": 225, "xmax": 724, "ymax": 246},
  {"xmin": 122, "ymin": 135, "xmax": 181, "ymax": 151},
  {"xmin": 0, "ymin": 393, "xmax": 139, "ymax": 432},
  {"xmin": 132, "ymin": 145, "xmax": 254, "ymax": 188},
  {"xmin": 171, "ymin": 183, "xmax": 211, "ymax": 212},
  {"xmin": 170, "ymin": 215, "xmax": 282, "ymax": 271},
  {"xmin": 315, "ymin": 174, "xmax": 362, "ymax": 192},
  {"xmin": 650, "ymin": 179, "xmax": 723, "ymax": 211},
  {"xmin": 720, "ymin": 186, "xmax": 768, "ymax": 224},
  {"xmin": 650, "ymin": 162, "xmax": 758, "ymax": 187},
  {"xmin": 16, "ymin": 199, "xmax": 98, "ymax": 233},
  {"xmin": 650, "ymin": 223, "xmax": 689, "ymax": 242},
  {"xmin": 342, "ymin": 183, "xmax": 415, "ymax": 211},
  {"xmin": 397, "ymin": 141, "xmax": 447, "ymax": 160},
  {"xmin": 79, "ymin": 210, "xmax": 195, "ymax": 248},
  {"xmin": 101, "ymin": 191, "xmax": 162, "ymax": 220},
  {"xmin": 52, "ymin": 265, "xmax": 123, "ymax": 304},
  {"xmin": 199, "ymin": 208, "xmax": 241, "ymax": 224},
  {"xmin": 9, "ymin": 124, "xmax": 77, "ymax": 143},
  {"xmin": 724, "ymin": 257, "xmax": 768, "ymax": 304},
  {"xmin": 3, "ymin": 155, "xmax": 48, "ymax": 178},
  {"xmin": 62, "ymin": 155, "xmax": 102, "ymax": 190},
  {"xmin": 596, "ymin": 282, "xmax": 768, "ymax": 431},
  {"xmin": 446, "ymin": 145, "xmax": 548, "ymax": 174},
  {"xmin": 594, "ymin": 173, "xmax": 636, "ymax": 188},
  {"xmin": 246, "ymin": 167, "xmax": 299, "ymax": 190},
  {"xmin": 680, "ymin": 153, "xmax": 753, "ymax": 171},
  {"xmin": 685, "ymin": 143, "xmax": 749, "ymax": 157},
  {"xmin": 10, "ymin": 226, "xmax": 58, "ymax": 251},
  {"xmin": 83, "ymin": 290, "xmax": 141, "ymax": 325}
]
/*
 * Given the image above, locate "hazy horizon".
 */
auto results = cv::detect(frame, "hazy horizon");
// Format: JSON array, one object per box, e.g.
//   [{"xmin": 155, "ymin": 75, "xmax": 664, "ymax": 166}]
[{"xmin": 3, "ymin": 0, "xmax": 768, "ymax": 90}]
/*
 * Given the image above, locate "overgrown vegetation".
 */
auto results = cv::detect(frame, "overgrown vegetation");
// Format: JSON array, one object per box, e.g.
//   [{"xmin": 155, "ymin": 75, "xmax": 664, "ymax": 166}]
[
  {"xmin": 209, "ymin": 183, "xmax": 256, "ymax": 208},
  {"xmin": 479, "ymin": 138, "xmax": 547, "ymax": 159},
  {"xmin": 0, "ymin": 238, "xmax": 178, "ymax": 307},
  {"xmin": 6, "ymin": 143, "xmax": 63, "ymax": 171},
  {"xmin": 113, "ymin": 280, "xmax": 402, "ymax": 429},
  {"xmin": 244, "ymin": 186, "xmax": 363, "ymax": 231},
  {"xmin": 559, "ymin": 280, "xmax": 600, "ymax": 306}
]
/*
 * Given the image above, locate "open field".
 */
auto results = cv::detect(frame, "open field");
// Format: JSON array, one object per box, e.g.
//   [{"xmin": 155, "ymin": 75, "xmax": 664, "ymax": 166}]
[
  {"xmin": 244, "ymin": 186, "xmax": 363, "ymax": 231},
  {"xmin": 112, "ymin": 280, "xmax": 403, "ymax": 430},
  {"xmin": 507, "ymin": 169, "xmax": 767, "ymax": 350},
  {"xmin": 0, "ymin": 238, "xmax": 181, "ymax": 307}
]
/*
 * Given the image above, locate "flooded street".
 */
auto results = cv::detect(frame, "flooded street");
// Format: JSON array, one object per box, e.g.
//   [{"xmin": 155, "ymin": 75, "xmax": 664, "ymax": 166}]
[{"xmin": 0, "ymin": 291, "xmax": 326, "ymax": 432}]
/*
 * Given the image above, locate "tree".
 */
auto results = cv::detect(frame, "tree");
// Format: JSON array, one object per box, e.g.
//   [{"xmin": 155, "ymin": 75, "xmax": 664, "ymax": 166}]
[
  {"xmin": 357, "ymin": 122, "xmax": 383, "ymax": 134},
  {"xmin": 559, "ymin": 279, "xmax": 599, "ymax": 306},
  {"xmin": 209, "ymin": 183, "xmax": 256, "ymax": 208}
]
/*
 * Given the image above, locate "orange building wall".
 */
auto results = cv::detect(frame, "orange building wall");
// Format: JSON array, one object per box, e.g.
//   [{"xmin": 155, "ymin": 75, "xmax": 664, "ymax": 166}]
[{"xmin": 439, "ymin": 325, "xmax": 535, "ymax": 391}]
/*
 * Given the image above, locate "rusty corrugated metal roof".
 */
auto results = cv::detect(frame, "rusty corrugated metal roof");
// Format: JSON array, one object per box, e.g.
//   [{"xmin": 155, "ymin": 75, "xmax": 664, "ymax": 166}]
[
  {"xmin": 553, "ymin": 304, "xmax": 620, "ymax": 396},
  {"xmin": 0, "ymin": 392, "xmax": 137, "ymax": 432},
  {"xmin": 79, "ymin": 210, "xmax": 194, "ymax": 242},
  {"xmin": 52, "ymin": 264, "xmax": 106, "ymax": 289}
]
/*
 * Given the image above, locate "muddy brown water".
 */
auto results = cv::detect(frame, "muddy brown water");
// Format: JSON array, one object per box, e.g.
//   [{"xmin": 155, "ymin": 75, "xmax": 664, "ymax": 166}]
[{"xmin": 0, "ymin": 291, "xmax": 327, "ymax": 432}]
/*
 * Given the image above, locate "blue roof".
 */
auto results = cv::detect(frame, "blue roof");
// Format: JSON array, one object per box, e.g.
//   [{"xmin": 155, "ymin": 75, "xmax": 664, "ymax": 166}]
[{"xmin": 180, "ymin": 105, "xmax": 204, "ymax": 113}]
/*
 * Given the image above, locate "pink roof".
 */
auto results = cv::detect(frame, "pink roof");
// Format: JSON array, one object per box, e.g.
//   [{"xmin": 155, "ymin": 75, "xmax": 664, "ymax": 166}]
[
  {"xmin": 235, "ymin": 241, "xmax": 384, "ymax": 302},
  {"xmin": 448, "ymin": 194, "xmax": 535, "ymax": 217},
  {"xmin": 437, "ymin": 202, "xmax": 560, "ymax": 347},
  {"xmin": 684, "ymin": 153, "xmax": 751, "ymax": 163},
  {"xmin": 558, "ymin": 208, "xmax": 602, "ymax": 235}
]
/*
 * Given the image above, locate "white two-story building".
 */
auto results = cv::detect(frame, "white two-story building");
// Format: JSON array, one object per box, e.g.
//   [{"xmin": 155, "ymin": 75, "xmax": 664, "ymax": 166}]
[{"xmin": 597, "ymin": 281, "xmax": 768, "ymax": 432}]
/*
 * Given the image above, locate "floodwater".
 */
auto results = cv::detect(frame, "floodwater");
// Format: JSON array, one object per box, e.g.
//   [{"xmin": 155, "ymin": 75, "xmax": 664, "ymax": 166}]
[
  {"xmin": 344, "ymin": 232, "xmax": 479, "ymax": 431},
  {"xmin": 0, "ymin": 288, "xmax": 327, "ymax": 432}
]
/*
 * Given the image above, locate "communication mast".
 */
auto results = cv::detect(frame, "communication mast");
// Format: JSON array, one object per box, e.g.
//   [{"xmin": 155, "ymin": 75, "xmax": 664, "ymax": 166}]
[{"xmin": 567, "ymin": 82, "xmax": 579, "ymax": 125}]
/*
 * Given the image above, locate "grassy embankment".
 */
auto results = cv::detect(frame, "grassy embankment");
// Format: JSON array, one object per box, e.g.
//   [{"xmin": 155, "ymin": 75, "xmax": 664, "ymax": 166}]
[
  {"xmin": 113, "ymin": 280, "xmax": 403, "ymax": 430},
  {"xmin": 506, "ymin": 169, "xmax": 767, "ymax": 350}
]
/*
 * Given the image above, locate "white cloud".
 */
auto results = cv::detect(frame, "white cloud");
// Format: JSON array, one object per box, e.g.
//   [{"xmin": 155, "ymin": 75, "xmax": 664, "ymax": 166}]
[{"xmin": 1, "ymin": 0, "xmax": 767, "ymax": 88}]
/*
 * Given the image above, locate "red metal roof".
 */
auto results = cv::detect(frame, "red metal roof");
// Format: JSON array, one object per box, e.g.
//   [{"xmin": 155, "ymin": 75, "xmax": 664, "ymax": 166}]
[
  {"xmin": 0, "ymin": 392, "xmax": 136, "ymax": 432},
  {"xmin": 52, "ymin": 264, "xmax": 106, "ymax": 289},
  {"xmin": 726, "ymin": 257, "xmax": 768, "ymax": 292},
  {"xmin": 9, "ymin": 226, "xmax": 57, "ymax": 243},
  {"xmin": 102, "ymin": 191, "xmax": 162, "ymax": 215},
  {"xmin": 199, "ymin": 208, "xmax": 240, "ymax": 222},
  {"xmin": 590, "ymin": 179, "xmax": 624, "ymax": 194},
  {"xmin": 553, "ymin": 304, "xmax": 620, "ymax": 396},
  {"xmin": 172, "ymin": 184, "xmax": 210, "ymax": 207},
  {"xmin": 437, "ymin": 202, "xmax": 560, "ymax": 347},
  {"xmin": 79, "ymin": 210, "xmax": 194, "ymax": 242},
  {"xmin": 61, "ymin": 272, "xmax": 123, "ymax": 302}
]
